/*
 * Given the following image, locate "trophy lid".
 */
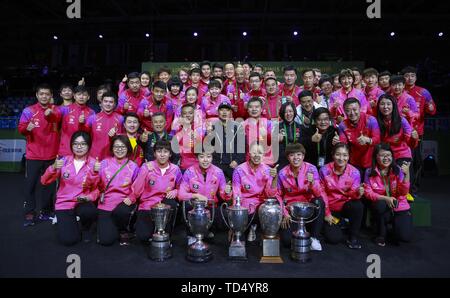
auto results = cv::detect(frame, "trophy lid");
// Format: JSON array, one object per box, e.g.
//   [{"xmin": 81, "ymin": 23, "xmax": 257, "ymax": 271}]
[{"xmin": 152, "ymin": 203, "xmax": 171, "ymax": 210}]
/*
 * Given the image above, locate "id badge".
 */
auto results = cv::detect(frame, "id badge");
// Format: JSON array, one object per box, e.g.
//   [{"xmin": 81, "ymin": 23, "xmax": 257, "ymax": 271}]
[
  {"xmin": 281, "ymin": 96, "xmax": 287, "ymax": 104},
  {"xmin": 318, "ymin": 156, "xmax": 325, "ymax": 168}
]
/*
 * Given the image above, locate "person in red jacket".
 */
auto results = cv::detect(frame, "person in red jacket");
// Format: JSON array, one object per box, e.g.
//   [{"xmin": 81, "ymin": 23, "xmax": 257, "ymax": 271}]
[
  {"xmin": 117, "ymin": 72, "xmax": 148, "ymax": 115},
  {"xmin": 338, "ymin": 97, "xmax": 381, "ymax": 178},
  {"xmin": 19, "ymin": 84, "xmax": 62, "ymax": 226},
  {"xmin": 378, "ymin": 71, "xmax": 391, "ymax": 93},
  {"xmin": 364, "ymin": 143, "xmax": 413, "ymax": 246},
  {"xmin": 58, "ymin": 85, "xmax": 95, "ymax": 156}
]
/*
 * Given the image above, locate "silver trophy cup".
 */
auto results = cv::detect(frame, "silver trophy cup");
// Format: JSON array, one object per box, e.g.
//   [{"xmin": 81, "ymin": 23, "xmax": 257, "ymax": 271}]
[
  {"xmin": 149, "ymin": 203, "xmax": 172, "ymax": 261},
  {"xmin": 288, "ymin": 202, "xmax": 320, "ymax": 263},
  {"xmin": 258, "ymin": 198, "xmax": 283, "ymax": 263},
  {"xmin": 183, "ymin": 199, "xmax": 215, "ymax": 263},
  {"xmin": 221, "ymin": 196, "xmax": 256, "ymax": 261}
]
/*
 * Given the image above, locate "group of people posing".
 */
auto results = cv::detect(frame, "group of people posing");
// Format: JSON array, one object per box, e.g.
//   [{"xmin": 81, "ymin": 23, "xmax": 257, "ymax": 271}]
[{"xmin": 19, "ymin": 61, "xmax": 436, "ymax": 252}]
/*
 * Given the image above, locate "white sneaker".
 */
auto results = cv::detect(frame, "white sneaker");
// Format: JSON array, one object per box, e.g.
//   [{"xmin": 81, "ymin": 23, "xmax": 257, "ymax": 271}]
[
  {"xmin": 310, "ymin": 237, "xmax": 322, "ymax": 251},
  {"xmin": 51, "ymin": 216, "xmax": 57, "ymax": 225},
  {"xmin": 187, "ymin": 236, "xmax": 197, "ymax": 246}
]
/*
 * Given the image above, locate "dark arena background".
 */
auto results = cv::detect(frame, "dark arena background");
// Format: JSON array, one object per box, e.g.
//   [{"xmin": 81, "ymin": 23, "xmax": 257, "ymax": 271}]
[{"xmin": 0, "ymin": 0, "xmax": 450, "ymax": 286}]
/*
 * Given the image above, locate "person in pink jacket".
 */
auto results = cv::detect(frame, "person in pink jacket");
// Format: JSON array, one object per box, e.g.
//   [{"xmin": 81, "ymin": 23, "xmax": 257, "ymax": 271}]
[
  {"xmin": 131, "ymin": 140, "xmax": 182, "ymax": 243},
  {"xmin": 319, "ymin": 143, "xmax": 364, "ymax": 249},
  {"xmin": 278, "ymin": 143, "xmax": 332, "ymax": 251},
  {"xmin": 41, "ymin": 131, "xmax": 98, "ymax": 246},
  {"xmin": 58, "ymin": 85, "xmax": 95, "ymax": 156},
  {"xmin": 178, "ymin": 150, "xmax": 232, "ymax": 243},
  {"xmin": 364, "ymin": 143, "xmax": 413, "ymax": 246},
  {"xmin": 363, "ymin": 68, "xmax": 385, "ymax": 117},
  {"xmin": 87, "ymin": 135, "xmax": 139, "ymax": 246},
  {"xmin": 232, "ymin": 142, "xmax": 279, "ymax": 239},
  {"xmin": 376, "ymin": 94, "xmax": 419, "ymax": 189},
  {"xmin": 390, "ymin": 75, "xmax": 419, "ymax": 128},
  {"xmin": 201, "ymin": 80, "xmax": 231, "ymax": 125},
  {"xmin": 84, "ymin": 92, "xmax": 124, "ymax": 160},
  {"xmin": 330, "ymin": 69, "xmax": 369, "ymax": 125},
  {"xmin": 117, "ymin": 72, "xmax": 148, "ymax": 115},
  {"xmin": 19, "ymin": 84, "xmax": 62, "ymax": 226},
  {"xmin": 118, "ymin": 71, "xmax": 151, "ymax": 98}
]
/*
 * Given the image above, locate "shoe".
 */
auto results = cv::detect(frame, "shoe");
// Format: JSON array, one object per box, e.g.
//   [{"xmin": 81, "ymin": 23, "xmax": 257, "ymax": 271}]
[
  {"xmin": 38, "ymin": 211, "xmax": 54, "ymax": 222},
  {"xmin": 187, "ymin": 236, "xmax": 197, "ymax": 246},
  {"xmin": 119, "ymin": 232, "xmax": 130, "ymax": 246},
  {"xmin": 23, "ymin": 213, "xmax": 35, "ymax": 227},
  {"xmin": 375, "ymin": 236, "xmax": 386, "ymax": 247},
  {"xmin": 347, "ymin": 238, "xmax": 362, "ymax": 249},
  {"xmin": 310, "ymin": 237, "xmax": 323, "ymax": 251}
]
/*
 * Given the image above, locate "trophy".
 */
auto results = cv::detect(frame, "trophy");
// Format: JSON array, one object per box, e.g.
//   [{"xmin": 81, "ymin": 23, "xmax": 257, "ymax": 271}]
[
  {"xmin": 288, "ymin": 202, "xmax": 320, "ymax": 263},
  {"xmin": 258, "ymin": 198, "xmax": 283, "ymax": 263},
  {"xmin": 221, "ymin": 196, "xmax": 256, "ymax": 261},
  {"xmin": 183, "ymin": 199, "xmax": 215, "ymax": 263},
  {"xmin": 149, "ymin": 203, "xmax": 172, "ymax": 261}
]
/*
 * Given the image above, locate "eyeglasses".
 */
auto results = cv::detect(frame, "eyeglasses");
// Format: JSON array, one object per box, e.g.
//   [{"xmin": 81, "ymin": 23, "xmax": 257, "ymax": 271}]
[
  {"xmin": 72, "ymin": 142, "xmax": 88, "ymax": 148},
  {"xmin": 113, "ymin": 146, "xmax": 127, "ymax": 151},
  {"xmin": 378, "ymin": 153, "xmax": 393, "ymax": 159}
]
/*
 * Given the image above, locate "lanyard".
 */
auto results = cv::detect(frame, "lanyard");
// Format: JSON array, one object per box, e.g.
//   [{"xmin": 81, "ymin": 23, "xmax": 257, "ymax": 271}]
[
  {"xmin": 283, "ymin": 123, "xmax": 296, "ymax": 146},
  {"xmin": 266, "ymin": 98, "xmax": 278, "ymax": 119},
  {"xmin": 282, "ymin": 86, "xmax": 295, "ymax": 98},
  {"xmin": 153, "ymin": 133, "xmax": 167, "ymax": 144},
  {"xmin": 381, "ymin": 173, "xmax": 391, "ymax": 197}
]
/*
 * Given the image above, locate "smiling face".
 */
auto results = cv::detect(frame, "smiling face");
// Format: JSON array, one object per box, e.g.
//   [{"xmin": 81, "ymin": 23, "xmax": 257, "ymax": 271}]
[
  {"xmin": 376, "ymin": 148, "xmax": 393, "ymax": 169},
  {"xmin": 197, "ymin": 153, "xmax": 213, "ymax": 170},
  {"xmin": 265, "ymin": 79, "xmax": 277, "ymax": 95},
  {"xmin": 340, "ymin": 75, "xmax": 354, "ymax": 90},
  {"xmin": 140, "ymin": 73, "xmax": 151, "ymax": 87},
  {"xmin": 201, "ymin": 65, "xmax": 211, "ymax": 79},
  {"xmin": 185, "ymin": 89, "xmax": 198, "ymax": 104},
  {"xmin": 249, "ymin": 144, "xmax": 264, "ymax": 166},
  {"xmin": 288, "ymin": 151, "xmax": 304, "ymax": 169},
  {"xmin": 181, "ymin": 106, "xmax": 195, "ymax": 123},
  {"xmin": 170, "ymin": 84, "xmax": 181, "ymax": 96},
  {"xmin": 284, "ymin": 70, "xmax": 297, "ymax": 86},
  {"xmin": 379, "ymin": 97, "xmax": 393, "ymax": 117},
  {"xmin": 235, "ymin": 67, "xmax": 245, "ymax": 83},
  {"xmin": 60, "ymin": 87, "xmax": 73, "ymax": 101},
  {"xmin": 72, "ymin": 136, "xmax": 89, "ymax": 158},
  {"xmin": 364, "ymin": 74, "xmax": 378, "ymax": 89},
  {"xmin": 300, "ymin": 96, "xmax": 314, "ymax": 112},
  {"xmin": 209, "ymin": 86, "xmax": 221, "ymax": 99},
  {"xmin": 124, "ymin": 116, "xmax": 139, "ymax": 134},
  {"xmin": 224, "ymin": 64, "xmax": 235, "ymax": 79},
  {"xmin": 152, "ymin": 115, "xmax": 166, "ymax": 133},
  {"xmin": 320, "ymin": 81, "xmax": 333, "ymax": 96},
  {"xmin": 249, "ymin": 76, "xmax": 261, "ymax": 91},
  {"xmin": 153, "ymin": 87, "xmax": 166, "ymax": 102},
  {"xmin": 284, "ymin": 105, "xmax": 295, "ymax": 123},
  {"xmin": 315, "ymin": 112, "xmax": 330, "ymax": 132},
  {"xmin": 101, "ymin": 96, "xmax": 116, "ymax": 113},
  {"xmin": 112, "ymin": 139, "xmax": 128, "ymax": 159},
  {"xmin": 179, "ymin": 70, "xmax": 189, "ymax": 84},
  {"xmin": 247, "ymin": 101, "xmax": 262, "ymax": 118},
  {"xmin": 333, "ymin": 146, "xmax": 349, "ymax": 168},
  {"xmin": 344, "ymin": 102, "xmax": 361, "ymax": 124},
  {"xmin": 392, "ymin": 82, "xmax": 405, "ymax": 96}
]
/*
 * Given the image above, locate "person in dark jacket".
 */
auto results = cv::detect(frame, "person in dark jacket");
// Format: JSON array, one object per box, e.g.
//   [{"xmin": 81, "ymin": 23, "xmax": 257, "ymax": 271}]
[{"xmin": 278, "ymin": 101, "xmax": 302, "ymax": 169}]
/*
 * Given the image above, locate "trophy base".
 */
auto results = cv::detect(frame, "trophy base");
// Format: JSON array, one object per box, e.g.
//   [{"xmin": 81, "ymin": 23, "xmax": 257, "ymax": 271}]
[
  {"xmin": 260, "ymin": 256, "xmax": 284, "ymax": 263},
  {"xmin": 260, "ymin": 237, "xmax": 283, "ymax": 263},
  {"xmin": 290, "ymin": 251, "xmax": 311, "ymax": 263},
  {"xmin": 228, "ymin": 241, "xmax": 248, "ymax": 261},
  {"xmin": 186, "ymin": 241, "xmax": 213, "ymax": 263},
  {"xmin": 149, "ymin": 239, "xmax": 172, "ymax": 262}
]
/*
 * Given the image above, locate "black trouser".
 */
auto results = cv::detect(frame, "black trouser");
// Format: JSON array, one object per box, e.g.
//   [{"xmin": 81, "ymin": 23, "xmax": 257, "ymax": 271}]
[
  {"xmin": 323, "ymin": 200, "xmax": 364, "ymax": 244},
  {"xmin": 54, "ymin": 202, "xmax": 97, "ymax": 246},
  {"xmin": 371, "ymin": 200, "xmax": 413, "ymax": 242},
  {"xmin": 280, "ymin": 198, "xmax": 325, "ymax": 248},
  {"xmin": 411, "ymin": 140, "xmax": 423, "ymax": 194},
  {"xmin": 136, "ymin": 199, "xmax": 178, "ymax": 243},
  {"xmin": 24, "ymin": 159, "xmax": 56, "ymax": 216},
  {"xmin": 97, "ymin": 203, "xmax": 136, "ymax": 246},
  {"xmin": 397, "ymin": 157, "xmax": 413, "ymax": 193}
]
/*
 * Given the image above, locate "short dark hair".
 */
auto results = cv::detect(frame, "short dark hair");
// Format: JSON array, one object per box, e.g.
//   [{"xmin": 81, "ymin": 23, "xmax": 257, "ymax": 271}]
[
  {"xmin": 208, "ymin": 80, "xmax": 222, "ymax": 89},
  {"xmin": 401, "ymin": 66, "xmax": 417, "ymax": 75},
  {"xmin": 124, "ymin": 112, "xmax": 139, "ymax": 122},
  {"xmin": 70, "ymin": 131, "xmax": 92, "ymax": 153},
  {"xmin": 153, "ymin": 139, "xmax": 172, "ymax": 154},
  {"xmin": 167, "ymin": 77, "xmax": 183, "ymax": 90},
  {"xmin": 339, "ymin": 69, "xmax": 355, "ymax": 82},
  {"xmin": 331, "ymin": 142, "xmax": 349, "ymax": 156},
  {"xmin": 351, "ymin": 67, "xmax": 361, "ymax": 74},
  {"xmin": 301, "ymin": 68, "xmax": 315, "ymax": 77},
  {"xmin": 128, "ymin": 72, "xmax": 141, "ymax": 80},
  {"xmin": 152, "ymin": 80, "xmax": 167, "ymax": 91},
  {"xmin": 212, "ymin": 63, "xmax": 223, "ymax": 70},
  {"xmin": 379, "ymin": 71, "xmax": 391, "ymax": 78},
  {"xmin": 200, "ymin": 61, "xmax": 211, "ymax": 68},
  {"xmin": 110, "ymin": 135, "xmax": 132, "ymax": 157},
  {"xmin": 151, "ymin": 112, "xmax": 166, "ymax": 120},
  {"xmin": 73, "ymin": 85, "xmax": 88, "ymax": 94},
  {"xmin": 157, "ymin": 67, "xmax": 171, "ymax": 76},
  {"xmin": 299, "ymin": 90, "xmax": 313, "ymax": 100},
  {"xmin": 249, "ymin": 72, "xmax": 261, "ymax": 80},
  {"xmin": 101, "ymin": 91, "xmax": 117, "ymax": 104},
  {"xmin": 363, "ymin": 68, "xmax": 379, "ymax": 78},
  {"xmin": 312, "ymin": 107, "xmax": 331, "ymax": 121},
  {"xmin": 181, "ymin": 103, "xmax": 195, "ymax": 112},
  {"xmin": 247, "ymin": 97, "xmax": 263, "ymax": 107},
  {"xmin": 389, "ymin": 75, "xmax": 405, "ymax": 85},
  {"xmin": 370, "ymin": 143, "xmax": 400, "ymax": 177},
  {"xmin": 343, "ymin": 97, "xmax": 361, "ymax": 108},
  {"xmin": 140, "ymin": 71, "xmax": 151, "ymax": 78},
  {"xmin": 185, "ymin": 86, "xmax": 198, "ymax": 95},
  {"xmin": 283, "ymin": 65, "xmax": 297, "ymax": 75},
  {"xmin": 279, "ymin": 102, "xmax": 297, "ymax": 123},
  {"xmin": 285, "ymin": 143, "xmax": 306, "ymax": 158},
  {"xmin": 318, "ymin": 76, "xmax": 333, "ymax": 87},
  {"xmin": 97, "ymin": 84, "xmax": 110, "ymax": 92},
  {"xmin": 189, "ymin": 68, "xmax": 201, "ymax": 76},
  {"xmin": 36, "ymin": 83, "xmax": 53, "ymax": 94},
  {"xmin": 242, "ymin": 61, "xmax": 253, "ymax": 68},
  {"xmin": 59, "ymin": 83, "xmax": 72, "ymax": 93}
]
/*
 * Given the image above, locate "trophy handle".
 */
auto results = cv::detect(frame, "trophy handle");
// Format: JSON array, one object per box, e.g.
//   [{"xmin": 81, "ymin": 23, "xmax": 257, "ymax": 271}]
[
  {"xmin": 220, "ymin": 202, "xmax": 231, "ymax": 230},
  {"xmin": 182, "ymin": 200, "xmax": 189, "ymax": 226},
  {"xmin": 245, "ymin": 202, "xmax": 257, "ymax": 231},
  {"xmin": 304, "ymin": 205, "xmax": 321, "ymax": 224},
  {"xmin": 209, "ymin": 200, "xmax": 215, "ymax": 226}
]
